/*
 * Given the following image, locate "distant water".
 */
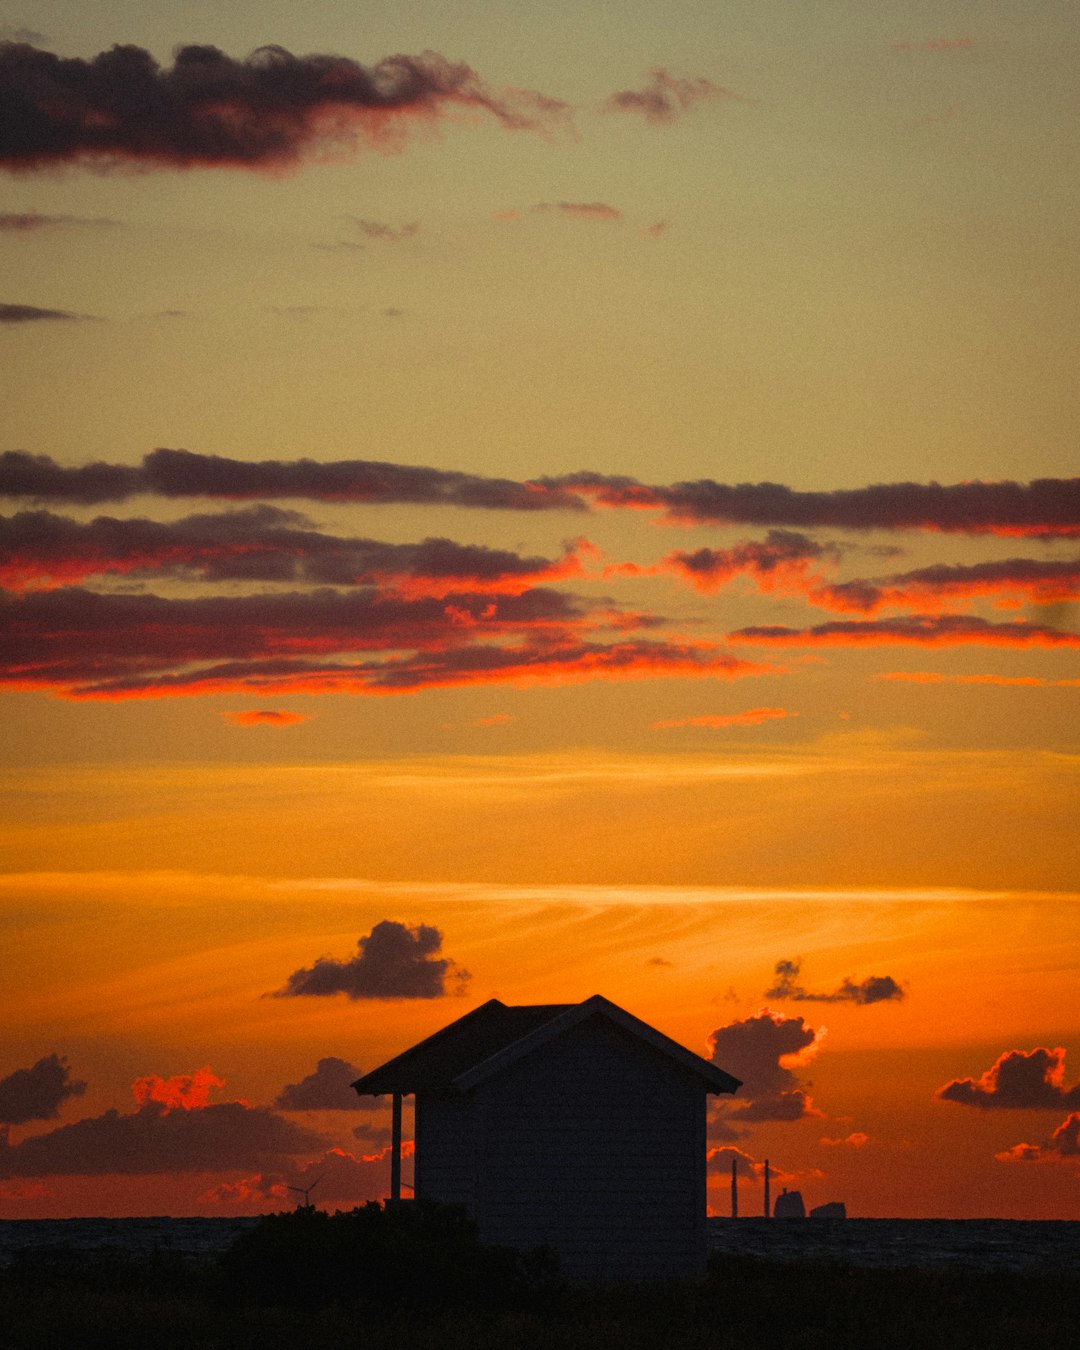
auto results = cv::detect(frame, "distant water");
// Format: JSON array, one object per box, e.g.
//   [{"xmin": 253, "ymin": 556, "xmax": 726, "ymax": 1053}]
[
  {"xmin": 1, "ymin": 1216, "xmax": 1077, "ymax": 1275},
  {"xmin": 708, "ymin": 1217, "xmax": 1080, "ymax": 1273}
]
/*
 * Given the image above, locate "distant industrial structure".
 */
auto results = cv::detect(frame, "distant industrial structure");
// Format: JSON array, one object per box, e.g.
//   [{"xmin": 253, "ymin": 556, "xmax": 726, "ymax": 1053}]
[{"xmin": 352, "ymin": 994, "xmax": 741, "ymax": 1280}]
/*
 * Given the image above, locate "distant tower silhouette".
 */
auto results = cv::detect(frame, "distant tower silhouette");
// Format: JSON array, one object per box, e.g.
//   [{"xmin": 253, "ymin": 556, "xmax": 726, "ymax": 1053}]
[
  {"xmin": 731, "ymin": 1157, "xmax": 738, "ymax": 1218},
  {"xmin": 763, "ymin": 1158, "xmax": 771, "ymax": 1218},
  {"xmin": 774, "ymin": 1187, "xmax": 806, "ymax": 1218}
]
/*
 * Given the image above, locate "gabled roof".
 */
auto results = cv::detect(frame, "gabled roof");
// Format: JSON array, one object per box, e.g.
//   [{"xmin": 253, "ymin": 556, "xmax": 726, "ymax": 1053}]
[{"xmin": 351, "ymin": 994, "xmax": 741, "ymax": 1097}]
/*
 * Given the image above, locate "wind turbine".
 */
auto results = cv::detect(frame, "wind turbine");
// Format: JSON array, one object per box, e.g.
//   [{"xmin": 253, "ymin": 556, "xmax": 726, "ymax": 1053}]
[{"xmin": 287, "ymin": 1176, "xmax": 323, "ymax": 1210}]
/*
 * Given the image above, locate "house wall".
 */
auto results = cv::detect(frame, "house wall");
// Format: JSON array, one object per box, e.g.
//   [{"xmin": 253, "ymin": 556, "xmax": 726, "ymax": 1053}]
[{"xmin": 419, "ymin": 1015, "xmax": 708, "ymax": 1281}]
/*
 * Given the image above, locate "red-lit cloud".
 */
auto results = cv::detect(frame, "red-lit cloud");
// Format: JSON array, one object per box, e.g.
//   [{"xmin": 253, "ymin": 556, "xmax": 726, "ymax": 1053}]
[
  {"xmin": 271, "ymin": 920, "xmax": 470, "ymax": 1000},
  {"xmin": 0, "ymin": 42, "xmax": 569, "ymax": 174},
  {"xmin": 937, "ymin": 1047, "xmax": 1080, "ymax": 1110},
  {"xmin": 876, "ymin": 671, "xmax": 1080, "ymax": 688},
  {"xmin": 223, "ymin": 709, "xmax": 309, "ymax": 727},
  {"xmin": 652, "ymin": 707, "xmax": 795, "ymax": 730},
  {"xmin": 5, "ymin": 453, "xmax": 1077, "ymax": 537},
  {"xmin": 996, "ymin": 1113, "xmax": 1080, "ymax": 1165},
  {"xmin": 811, "ymin": 557, "xmax": 1080, "ymax": 613},
  {"xmin": 131, "ymin": 1066, "xmax": 227, "ymax": 1111},
  {"xmin": 728, "ymin": 614, "xmax": 1080, "ymax": 649},
  {"xmin": 632, "ymin": 530, "xmax": 836, "ymax": 596},
  {"xmin": 0, "ymin": 507, "xmax": 594, "ymax": 593},
  {"xmin": 606, "ymin": 68, "xmax": 741, "ymax": 122},
  {"xmin": 0, "ymin": 579, "xmax": 773, "ymax": 701},
  {"xmin": 820, "ymin": 1132, "xmax": 871, "ymax": 1148}
]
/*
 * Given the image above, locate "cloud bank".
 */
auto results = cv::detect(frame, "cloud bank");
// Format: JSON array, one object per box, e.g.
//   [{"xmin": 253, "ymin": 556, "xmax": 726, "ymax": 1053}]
[
  {"xmin": 937, "ymin": 1047, "xmax": 1080, "ymax": 1110},
  {"xmin": 0, "ymin": 1055, "xmax": 86, "ymax": 1125}
]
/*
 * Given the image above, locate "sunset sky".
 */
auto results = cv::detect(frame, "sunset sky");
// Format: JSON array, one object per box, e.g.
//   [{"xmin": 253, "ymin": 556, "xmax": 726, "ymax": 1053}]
[{"xmin": 1, "ymin": 0, "xmax": 1078, "ymax": 1222}]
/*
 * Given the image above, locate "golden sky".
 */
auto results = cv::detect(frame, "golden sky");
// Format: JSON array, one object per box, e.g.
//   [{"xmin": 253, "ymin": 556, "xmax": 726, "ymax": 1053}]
[{"xmin": 1, "ymin": 0, "xmax": 1077, "ymax": 1219}]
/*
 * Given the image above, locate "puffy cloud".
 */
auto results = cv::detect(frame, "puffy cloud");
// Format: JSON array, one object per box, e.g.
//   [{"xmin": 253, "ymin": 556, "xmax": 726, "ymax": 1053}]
[
  {"xmin": 606, "ymin": 68, "xmax": 740, "ymax": 122},
  {"xmin": 200, "ymin": 1145, "xmax": 398, "ymax": 1209},
  {"xmin": 272, "ymin": 920, "xmax": 470, "ymax": 1000},
  {"xmin": 766, "ymin": 959, "xmax": 905, "ymax": 1006},
  {"xmin": 652, "ymin": 707, "xmax": 795, "ymax": 730},
  {"xmin": 728, "ymin": 614, "xmax": 1080, "ymax": 649},
  {"xmin": 0, "ymin": 41, "xmax": 569, "ymax": 173},
  {"xmin": 131, "ymin": 1066, "xmax": 226, "ymax": 1110},
  {"xmin": 5, "ymin": 454, "xmax": 1076, "ymax": 538},
  {"xmin": 996, "ymin": 1113, "xmax": 1080, "ymax": 1165},
  {"xmin": 223, "ymin": 709, "xmax": 309, "ymax": 727},
  {"xmin": 0, "ymin": 301, "xmax": 96, "ymax": 323},
  {"xmin": 936, "ymin": 1047, "xmax": 1080, "ymax": 1110},
  {"xmin": 0, "ymin": 1100, "xmax": 326, "ymax": 1177},
  {"xmin": 708, "ymin": 1009, "xmax": 824, "ymax": 1124},
  {"xmin": 0, "ymin": 506, "xmax": 592, "ymax": 593},
  {"xmin": 0, "ymin": 1054, "xmax": 86, "ymax": 1125},
  {"xmin": 275, "ymin": 1057, "xmax": 366, "ymax": 1111}
]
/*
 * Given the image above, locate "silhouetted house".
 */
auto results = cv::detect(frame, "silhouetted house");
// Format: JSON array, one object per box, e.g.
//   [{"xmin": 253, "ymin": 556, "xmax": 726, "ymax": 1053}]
[{"xmin": 351, "ymin": 994, "xmax": 741, "ymax": 1280}]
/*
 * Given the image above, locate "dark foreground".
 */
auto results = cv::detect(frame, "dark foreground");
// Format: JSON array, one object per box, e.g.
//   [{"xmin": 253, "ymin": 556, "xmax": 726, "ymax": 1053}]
[{"xmin": 1, "ymin": 1205, "xmax": 1077, "ymax": 1350}]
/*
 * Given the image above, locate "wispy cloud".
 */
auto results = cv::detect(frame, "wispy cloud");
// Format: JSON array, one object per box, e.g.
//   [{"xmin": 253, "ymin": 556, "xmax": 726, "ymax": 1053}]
[
  {"xmin": 652, "ymin": 707, "xmax": 795, "ymax": 730},
  {"xmin": 607, "ymin": 68, "xmax": 742, "ymax": 123},
  {"xmin": 222, "ymin": 709, "xmax": 310, "ymax": 727},
  {"xmin": 766, "ymin": 958, "xmax": 905, "ymax": 1005},
  {"xmin": 728, "ymin": 614, "xmax": 1080, "ymax": 649},
  {"xmin": 0, "ymin": 302, "xmax": 98, "ymax": 323},
  {"xmin": 534, "ymin": 201, "xmax": 622, "ymax": 221}
]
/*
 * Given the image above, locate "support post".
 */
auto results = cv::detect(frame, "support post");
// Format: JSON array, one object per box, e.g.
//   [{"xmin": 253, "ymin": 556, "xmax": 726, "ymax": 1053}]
[
  {"xmin": 390, "ymin": 1091, "xmax": 402, "ymax": 1203},
  {"xmin": 764, "ymin": 1158, "xmax": 771, "ymax": 1218}
]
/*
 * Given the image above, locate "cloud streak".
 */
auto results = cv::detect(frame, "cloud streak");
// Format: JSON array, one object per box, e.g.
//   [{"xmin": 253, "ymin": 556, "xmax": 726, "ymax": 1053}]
[
  {"xmin": 3, "ymin": 452, "xmax": 1075, "ymax": 536},
  {"xmin": 0, "ymin": 302, "xmax": 96, "ymax": 323},
  {"xmin": 0, "ymin": 41, "xmax": 568, "ymax": 173},
  {"xmin": 652, "ymin": 707, "xmax": 795, "ymax": 730},
  {"xmin": 607, "ymin": 68, "xmax": 740, "ymax": 123},
  {"xmin": 728, "ymin": 614, "xmax": 1080, "ymax": 649}
]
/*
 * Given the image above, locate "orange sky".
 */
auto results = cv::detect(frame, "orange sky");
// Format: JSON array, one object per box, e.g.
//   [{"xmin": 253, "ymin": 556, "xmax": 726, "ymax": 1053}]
[{"xmin": 1, "ymin": 1, "xmax": 1078, "ymax": 1220}]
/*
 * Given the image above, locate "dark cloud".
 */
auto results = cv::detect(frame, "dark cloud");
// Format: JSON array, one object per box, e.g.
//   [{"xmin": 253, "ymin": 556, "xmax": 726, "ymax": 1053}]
[
  {"xmin": 766, "ymin": 959, "xmax": 905, "ymax": 1006},
  {"xmin": 0, "ymin": 41, "xmax": 569, "ymax": 173},
  {"xmin": 0, "ymin": 1054, "xmax": 86, "ymax": 1125},
  {"xmin": 0, "ymin": 302, "xmax": 96, "ymax": 323},
  {"xmin": 0, "ymin": 1100, "xmax": 325, "ymax": 1176},
  {"xmin": 550, "ymin": 473, "xmax": 1080, "ymax": 537},
  {"xmin": 222, "ymin": 709, "xmax": 309, "ymax": 727},
  {"xmin": 936, "ymin": 1047, "xmax": 1080, "ymax": 1110},
  {"xmin": 272, "ymin": 920, "xmax": 470, "ymax": 1000},
  {"xmin": 275, "ymin": 1057, "xmax": 365, "ymax": 1110},
  {"xmin": 606, "ymin": 68, "xmax": 740, "ymax": 123},
  {"xmin": 728, "ymin": 614, "xmax": 1080, "ymax": 649},
  {"xmin": 0, "ymin": 449, "xmax": 587, "ymax": 510},
  {"xmin": 997, "ymin": 1113, "xmax": 1080, "ymax": 1164},
  {"xmin": 708, "ymin": 1010, "xmax": 823, "ymax": 1123},
  {"xmin": 0, "ymin": 506, "xmax": 591, "ymax": 592},
  {"xmin": 5, "ymin": 454, "xmax": 1076, "ymax": 538}
]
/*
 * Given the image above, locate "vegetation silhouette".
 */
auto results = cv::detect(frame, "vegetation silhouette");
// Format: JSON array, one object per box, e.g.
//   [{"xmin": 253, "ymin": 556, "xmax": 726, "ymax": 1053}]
[{"xmin": 217, "ymin": 1199, "xmax": 563, "ymax": 1314}]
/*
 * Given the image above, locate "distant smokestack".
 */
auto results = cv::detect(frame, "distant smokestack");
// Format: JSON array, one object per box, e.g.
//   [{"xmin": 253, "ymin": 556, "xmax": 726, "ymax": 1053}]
[
  {"xmin": 731, "ymin": 1156, "xmax": 738, "ymax": 1219},
  {"xmin": 764, "ymin": 1158, "xmax": 771, "ymax": 1218}
]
